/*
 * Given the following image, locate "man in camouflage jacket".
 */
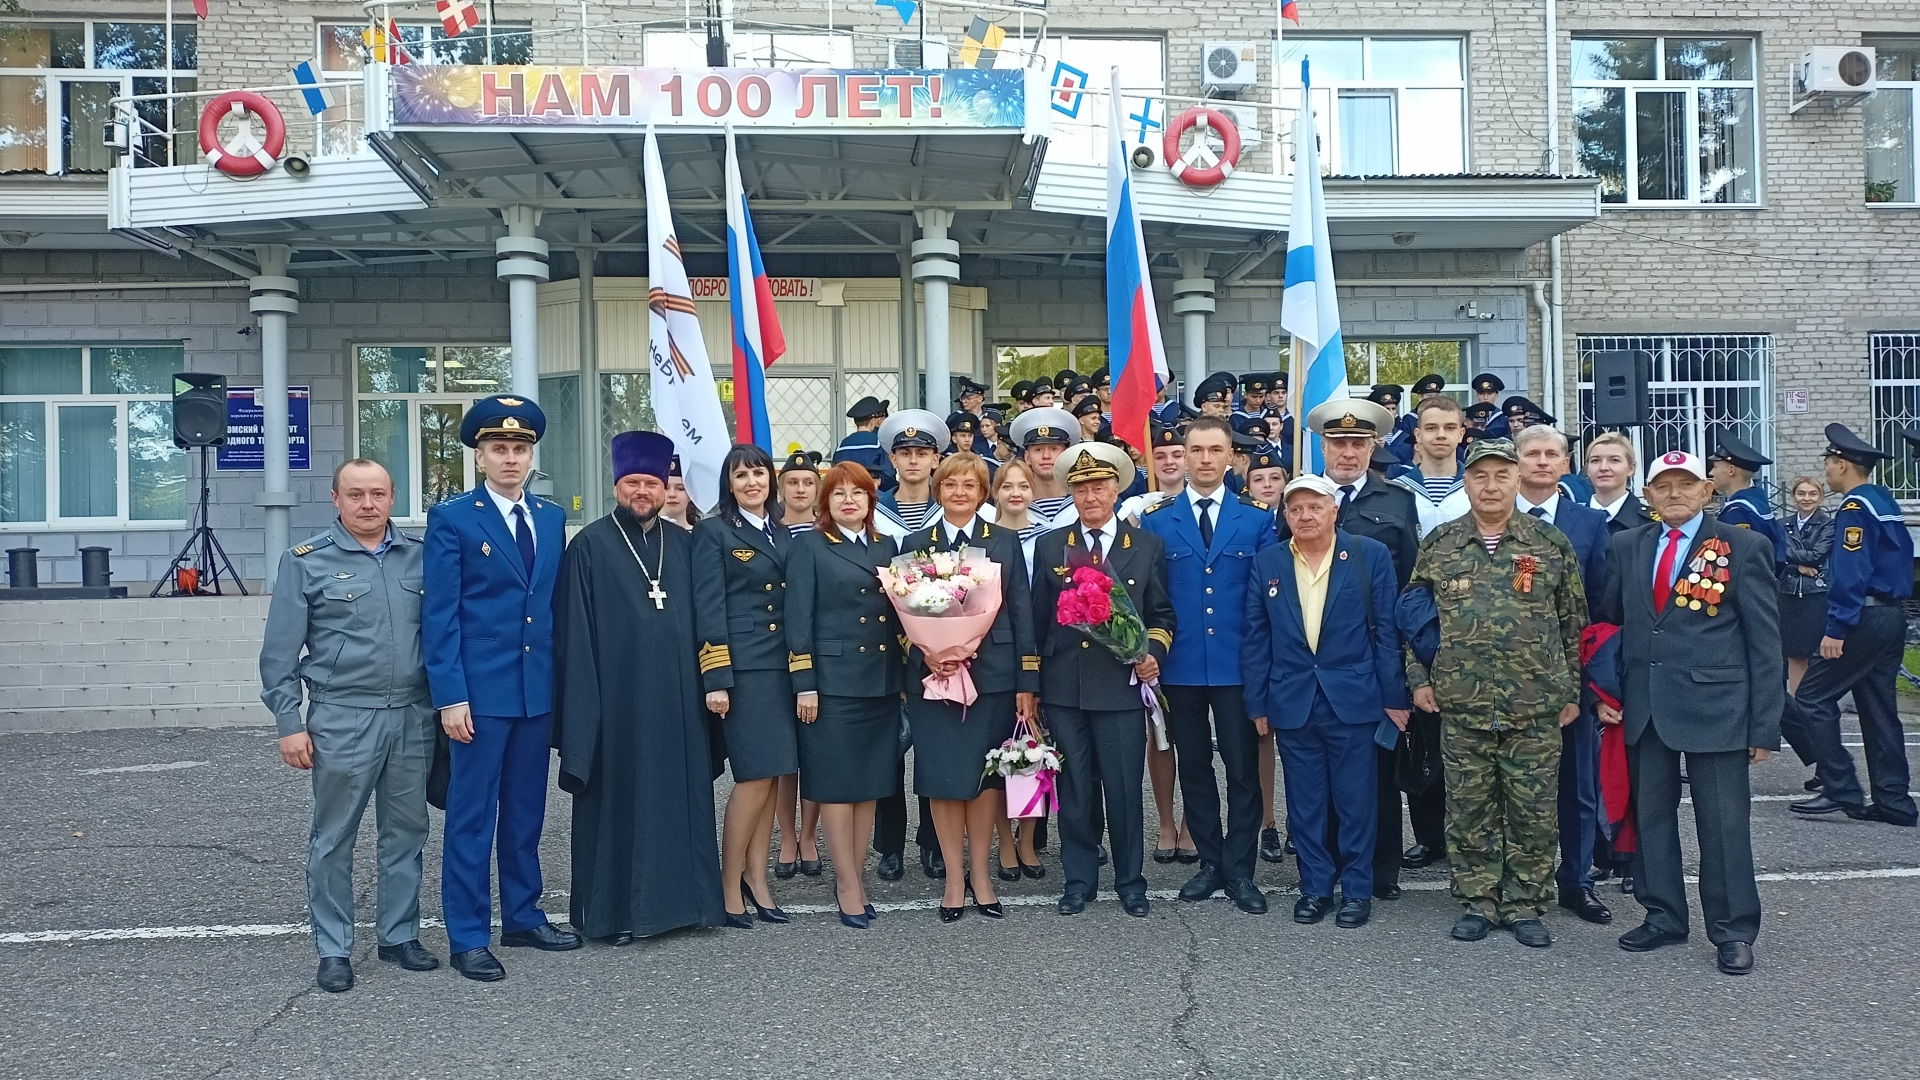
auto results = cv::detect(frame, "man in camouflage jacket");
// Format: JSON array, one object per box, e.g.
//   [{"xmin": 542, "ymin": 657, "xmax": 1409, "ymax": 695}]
[{"xmin": 1407, "ymin": 438, "xmax": 1588, "ymax": 948}]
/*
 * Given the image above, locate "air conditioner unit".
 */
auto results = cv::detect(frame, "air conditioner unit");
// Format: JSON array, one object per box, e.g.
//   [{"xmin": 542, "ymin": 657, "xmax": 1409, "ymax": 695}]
[
  {"xmin": 1215, "ymin": 103, "xmax": 1262, "ymax": 149},
  {"xmin": 889, "ymin": 36, "xmax": 949, "ymax": 68},
  {"xmin": 1793, "ymin": 46, "xmax": 1876, "ymax": 111},
  {"xmin": 1200, "ymin": 41, "xmax": 1258, "ymax": 94}
]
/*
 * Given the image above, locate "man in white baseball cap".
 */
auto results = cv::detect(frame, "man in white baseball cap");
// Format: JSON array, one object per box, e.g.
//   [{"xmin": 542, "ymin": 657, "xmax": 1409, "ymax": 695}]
[{"xmin": 1596, "ymin": 446, "xmax": 1781, "ymax": 976}]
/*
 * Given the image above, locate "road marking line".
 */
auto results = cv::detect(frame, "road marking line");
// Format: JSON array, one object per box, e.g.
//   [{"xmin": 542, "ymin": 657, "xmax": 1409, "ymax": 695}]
[
  {"xmin": 1682, "ymin": 791, "xmax": 1920, "ymax": 805},
  {"xmin": 77, "ymin": 761, "xmax": 209, "ymax": 775},
  {"xmin": 7, "ymin": 867, "xmax": 1919, "ymax": 943}
]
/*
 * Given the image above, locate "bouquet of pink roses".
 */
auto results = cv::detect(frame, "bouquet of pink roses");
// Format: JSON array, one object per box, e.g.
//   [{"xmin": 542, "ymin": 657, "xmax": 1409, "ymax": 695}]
[
  {"xmin": 1052, "ymin": 561, "xmax": 1169, "ymax": 749},
  {"xmin": 878, "ymin": 546, "xmax": 1003, "ymax": 706}
]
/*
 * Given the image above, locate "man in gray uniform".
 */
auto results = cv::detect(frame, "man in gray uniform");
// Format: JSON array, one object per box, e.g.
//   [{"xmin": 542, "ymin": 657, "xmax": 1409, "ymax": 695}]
[{"xmin": 260, "ymin": 458, "xmax": 438, "ymax": 993}]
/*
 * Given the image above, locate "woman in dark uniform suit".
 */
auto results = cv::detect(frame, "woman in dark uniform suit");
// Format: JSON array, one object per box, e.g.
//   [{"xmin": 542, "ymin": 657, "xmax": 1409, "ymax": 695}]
[
  {"xmin": 904, "ymin": 452, "xmax": 1039, "ymax": 921},
  {"xmin": 693, "ymin": 444, "xmax": 796, "ymax": 928},
  {"xmin": 785, "ymin": 461, "xmax": 904, "ymax": 928}
]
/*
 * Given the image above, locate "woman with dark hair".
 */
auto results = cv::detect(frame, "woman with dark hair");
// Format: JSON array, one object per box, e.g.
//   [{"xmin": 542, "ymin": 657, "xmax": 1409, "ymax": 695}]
[
  {"xmin": 903, "ymin": 452, "xmax": 1038, "ymax": 921},
  {"xmin": 693, "ymin": 444, "xmax": 795, "ymax": 928},
  {"xmin": 1779, "ymin": 475, "xmax": 1834, "ymax": 695},
  {"xmin": 784, "ymin": 462, "xmax": 904, "ymax": 928}
]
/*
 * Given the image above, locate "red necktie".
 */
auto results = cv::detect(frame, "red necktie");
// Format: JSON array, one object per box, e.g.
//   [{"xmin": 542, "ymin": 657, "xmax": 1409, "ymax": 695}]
[{"xmin": 1652, "ymin": 528, "xmax": 1683, "ymax": 612}]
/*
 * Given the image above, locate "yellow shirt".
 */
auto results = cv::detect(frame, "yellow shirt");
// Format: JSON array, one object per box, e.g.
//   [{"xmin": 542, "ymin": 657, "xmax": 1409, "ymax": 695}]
[{"xmin": 1292, "ymin": 539, "xmax": 1334, "ymax": 653}]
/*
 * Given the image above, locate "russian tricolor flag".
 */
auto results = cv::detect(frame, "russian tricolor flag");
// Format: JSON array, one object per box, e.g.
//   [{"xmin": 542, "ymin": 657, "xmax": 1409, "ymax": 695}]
[
  {"xmin": 725, "ymin": 128, "xmax": 785, "ymax": 450},
  {"xmin": 1105, "ymin": 67, "xmax": 1169, "ymax": 458}
]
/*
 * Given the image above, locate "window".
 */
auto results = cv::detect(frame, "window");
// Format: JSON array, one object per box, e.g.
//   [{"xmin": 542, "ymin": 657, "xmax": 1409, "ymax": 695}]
[
  {"xmin": 317, "ymin": 21, "xmax": 529, "ymax": 155},
  {"xmin": 1573, "ymin": 37, "xmax": 1759, "ymax": 205},
  {"xmin": 0, "ymin": 346, "xmax": 187, "ymax": 526},
  {"xmin": 1575, "ymin": 334, "xmax": 1771, "ymax": 481},
  {"xmin": 352, "ymin": 345, "xmax": 514, "ymax": 520},
  {"xmin": 996, "ymin": 344, "xmax": 1109, "ymax": 397},
  {"xmin": 1866, "ymin": 40, "xmax": 1920, "ymax": 205},
  {"xmin": 641, "ymin": 29, "xmax": 853, "ymax": 68},
  {"xmin": 1278, "ymin": 37, "xmax": 1466, "ymax": 176},
  {"xmin": 0, "ymin": 19, "xmax": 197, "ymax": 173},
  {"xmin": 1870, "ymin": 333, "xmax": 1920, "ymax": 498},
  {"xmin": 1344, "ymin": 340, "xmax": 1468, "ymax": 412}
]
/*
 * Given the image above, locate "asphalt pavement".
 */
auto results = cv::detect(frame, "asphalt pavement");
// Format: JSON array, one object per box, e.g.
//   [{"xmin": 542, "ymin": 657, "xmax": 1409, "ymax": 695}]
[{"xmin": 1, "ymin": 723, "xmax": 1917, "ymax": 1080}]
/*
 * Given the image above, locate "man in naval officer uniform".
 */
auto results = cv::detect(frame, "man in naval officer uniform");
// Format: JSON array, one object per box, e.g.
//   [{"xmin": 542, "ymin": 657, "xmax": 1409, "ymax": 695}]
[{"xmin": 424, "ymin": 393, "xmax": 582, "ymax": 981}]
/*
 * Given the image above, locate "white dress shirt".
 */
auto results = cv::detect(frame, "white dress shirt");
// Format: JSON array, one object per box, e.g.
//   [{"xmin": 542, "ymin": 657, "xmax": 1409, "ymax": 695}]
[
  {"xmin": 1517, "ymin": 490, "xmax": 1562, "ymax": 524},
  {"xmin": 484, "ymin": 483, "xmax": 535, "ymax": 551},
  {"xmin": 1186, "ymin": 483, "xmax": 1226, "ymax": 532},
  {"xmin": 1590, "ymin": 491, "xmax": 1630, "ymax": 521}
]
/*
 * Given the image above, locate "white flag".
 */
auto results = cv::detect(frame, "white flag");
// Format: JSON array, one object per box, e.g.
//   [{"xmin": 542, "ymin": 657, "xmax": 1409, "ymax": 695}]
[{"xmin": 644, "ymin": 127, "xmax": 731, "ymax": 511}]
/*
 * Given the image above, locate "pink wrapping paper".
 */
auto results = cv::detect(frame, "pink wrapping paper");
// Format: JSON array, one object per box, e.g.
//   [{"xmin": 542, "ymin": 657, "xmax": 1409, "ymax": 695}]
[{"xmin": 884, "ymin": 558, "xmax": 1003, "ymax": 707}]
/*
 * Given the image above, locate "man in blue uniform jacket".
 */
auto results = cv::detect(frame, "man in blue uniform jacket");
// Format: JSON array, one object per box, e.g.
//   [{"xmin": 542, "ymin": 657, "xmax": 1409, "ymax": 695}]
[
  {"xmin": 1243, "ymin": 473, "xmax": 1409, "ymax": 929},
  {"xmin": 1708, "ymin": 435, "xmax": 1788, "ymax": 568},
  {"xmin": 832, "ymin": 396, "xmax": 895, "ymax": 491},
  {"xmin": 1140, "ymin": 416, "xmax": 1277, "ymax": 914},
  {"xmin": 1784, "ymin": 424, "xmax": 1918, "ymax": 827},
  {"xmin": 424, "ymin": 394, "xmax": 582, "ymax": 981}
]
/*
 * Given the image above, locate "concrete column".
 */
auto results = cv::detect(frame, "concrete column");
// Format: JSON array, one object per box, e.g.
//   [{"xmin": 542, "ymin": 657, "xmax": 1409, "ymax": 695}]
[
  {"xmin": 577, "ymin": 238, "xmax": 601, "ymax": 520},
  {"xmin": 897, "ymin": 219, "xmax": 917, "ymax": 409},
  {"xmin": 912, "ymin": 207, "xmax": 959, "ymax": 413},
  {"xmin": 250, "ymin": 244, "xmax": 298, "ymax": 582},
  {"xmin": 1172, "ymin": 249, "xmax": 1216, "ymax": 406},
  {"xmin": 496, "ymin": 205, "xmax": 548, "ymax": 402}
]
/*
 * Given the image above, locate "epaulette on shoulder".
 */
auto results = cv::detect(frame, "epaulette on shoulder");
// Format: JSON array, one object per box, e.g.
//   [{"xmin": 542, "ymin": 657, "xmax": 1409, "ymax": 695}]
[
  {"xmin": 1143, "ymin": 495, "xmax": 1177, "ymax": 514},
  {"xmin": 292, "ymin": 534, "xmax": 334, "ymax": 557},
  {"xmin": 397, "ymin": 530, "xmax": 423, "ymax": 544},
  {"xmin": 1238, "ymin": 493, "xmax": 1269, "ymax": 511},
  {"xmin": 1840, "ymin": 497, "xmax": 1865, "ymax": 513}
]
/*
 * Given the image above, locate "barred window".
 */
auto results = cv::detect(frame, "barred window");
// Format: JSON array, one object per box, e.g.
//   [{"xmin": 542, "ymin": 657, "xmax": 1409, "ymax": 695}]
[
  {"xmin": 1870, "ymin": 332, "xmax": 1920, "ymax": 497},
  {"xmin": 1576, "ymin": 334, "xmax": 1772, "ymax": 487}
]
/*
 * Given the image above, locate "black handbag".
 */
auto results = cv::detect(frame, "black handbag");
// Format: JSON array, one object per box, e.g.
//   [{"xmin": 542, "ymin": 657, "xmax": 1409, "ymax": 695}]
[{"xmin": 1396, "ymin": 711, "xmax": 1442, "ymax": 795}]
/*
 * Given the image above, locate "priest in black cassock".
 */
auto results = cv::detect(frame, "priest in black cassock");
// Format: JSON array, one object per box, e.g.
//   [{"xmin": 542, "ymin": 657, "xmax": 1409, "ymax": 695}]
[{"xmin": 553, "ymin": 430, "xmax": 725, "ymax": 945}]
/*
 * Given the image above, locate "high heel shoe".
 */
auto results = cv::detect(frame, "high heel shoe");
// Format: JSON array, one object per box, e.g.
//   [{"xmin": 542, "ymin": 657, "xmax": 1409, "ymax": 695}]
[
  {"xmin": 799, "ymin": 857, "xmax": 823, "ymax": 877},
  {"xmin": 741, "ymin": 876, "xmax": 789, "ymax": 925},
  {"xmin": 723, "ymin": 911, "xmax": 754, "ymax": 929},
  {"xmin": 939, "ymin": 903, "xmax": 965, "ymax": 923},
  {"xmin": 1019, "ymin": 858, "xmax": 1046, "ymax": 880},
  {"xmin": 838, "ymin": 909, "xmax": 870, "ymax": 929},
  {"xmin": 997, "ymin": 862, "xmax": 1022, "ymax": 882},
  {"xmin": 965, "ymin": 875, "xmax": 1004, "ymax": 918},
  {"xmin": 774, "ymin": 858, "xmax": 798, "ymax": 880},
  {"xmin": 864, "ymin": 904, "xmax": 878, "ymax": 920}
]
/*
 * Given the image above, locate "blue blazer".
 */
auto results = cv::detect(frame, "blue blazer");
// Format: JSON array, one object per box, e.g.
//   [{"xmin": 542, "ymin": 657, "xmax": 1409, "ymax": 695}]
[
  {"xmin": 1542, "ymin": 498, "xmax": 1610, "ymax": 607},
  {"xmin": 1241, "ymin": 531, "xmax": 1408, "ymax": 728},
  {"xmin": 422, "ymin": 486, "xmax": 567, "ymax": 718},
  {"xmin": 1139, "ymin": 489, "xmax": 1277, "ymax": 686}
]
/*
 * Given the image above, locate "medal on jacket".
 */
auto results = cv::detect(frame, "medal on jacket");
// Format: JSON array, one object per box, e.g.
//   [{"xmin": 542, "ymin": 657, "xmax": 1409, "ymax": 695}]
[
  {"xmin": 481, "ymin": 541, "xmax": 491, "ymax": 556},
  {"xmin": 1677, "ymin": 537, "xmax": 1731, "ymax": 616},
  {"xmin": 1512, "ymin": 554, "xmax": 1538, "ymax": 593}
]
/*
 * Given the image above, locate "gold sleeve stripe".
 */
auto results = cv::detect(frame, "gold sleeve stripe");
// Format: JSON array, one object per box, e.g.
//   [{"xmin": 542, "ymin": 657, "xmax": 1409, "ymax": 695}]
[
  {"xmin": 698, "ymin": 643, "xmax": 732, "ymax": 673},
  {"xmin": 787, "ymin": 653, "xmax": 813, "ymax": 673},
  {"xmin": 1021, "ymin": 655, "xmax": 1041, "ymax": 671},
  {"xmin": 1146, "ymin": 628, "xmax": 1173, "ymax": 648}
]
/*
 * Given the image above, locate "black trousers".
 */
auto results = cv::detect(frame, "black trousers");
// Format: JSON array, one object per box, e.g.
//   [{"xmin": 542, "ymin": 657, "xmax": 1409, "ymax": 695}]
[
  {"xmin": 1780, "ymin": 604, "xmax": 1916, "ymax": 822},
  {"xmin": 1405, "ymin": 708, "xmax": 1446, "ymax": 852},
  {"xmin": 1630, "ymin": 730, "xmax": 1761, "ymax": 945},
  {"xmin": 1165, "ymin": 684, "xmax": 1262, "ymax": 880},
  {"xmin": 1048, "ymin": 704, "xmax": 1147, "ymax": 900},
  {"xmin": 873, "ymin": 755, "xmax": 934, "ymax": 856}
]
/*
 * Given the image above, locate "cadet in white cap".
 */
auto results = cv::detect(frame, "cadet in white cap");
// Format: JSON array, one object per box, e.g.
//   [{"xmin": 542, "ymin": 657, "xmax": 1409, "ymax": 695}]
[{"xmin": 875, "ymin": 409, "xmax": 951, "ymax": 536}]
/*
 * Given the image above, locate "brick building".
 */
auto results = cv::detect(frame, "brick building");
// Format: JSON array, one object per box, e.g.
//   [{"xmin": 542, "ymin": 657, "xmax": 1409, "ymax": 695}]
[{"xmin": 1, "ymin": 0, "xmax": 1912, "ymax": 590}]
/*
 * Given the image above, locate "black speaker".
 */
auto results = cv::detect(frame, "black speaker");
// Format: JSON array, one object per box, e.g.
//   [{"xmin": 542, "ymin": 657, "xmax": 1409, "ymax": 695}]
[
  {"xmin": 1590, "ymin": 350, "xmax": 1650, "ymax": 427},
  {"xmin": 172, "ymin": 372, "xmax": 227, "ymax": 448}
]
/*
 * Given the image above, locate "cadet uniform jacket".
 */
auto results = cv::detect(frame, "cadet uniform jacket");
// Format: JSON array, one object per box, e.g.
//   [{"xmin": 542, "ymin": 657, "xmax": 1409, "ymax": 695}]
[
  {"xmin": 1030, "ymin": 521, "xmax": 1176, "ymax": 712},
  {"xmin": 692, "ymin": 511, "xmax": 792, "ymax": 690},
  {"xmin": 902, "ymin": 517, "xmax": 1040, "ymax": 696},
  {"xmin": 783, "ymin": 528, "xmax": 904, "ymax": 697},
  {"xmin": 260, "ymin": 521, "xmax": 428, "ymax": 738},
  {"xmin": 1407, "ymin": 512, "xmax": 1588, "ymax": 729}
]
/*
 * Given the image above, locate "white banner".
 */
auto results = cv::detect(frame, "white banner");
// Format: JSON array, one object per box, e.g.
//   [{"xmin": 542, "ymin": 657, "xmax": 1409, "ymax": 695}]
[{"xmin": 644, "ymin": 126, "xmax": 732, "ymax": 510}]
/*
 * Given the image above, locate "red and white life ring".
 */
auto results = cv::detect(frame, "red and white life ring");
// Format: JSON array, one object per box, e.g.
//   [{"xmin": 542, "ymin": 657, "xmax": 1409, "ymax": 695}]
[
  {"xmin": 1162, "ymin": 106, "xmax": 1241, "ymax": 188},
  {"xmin": 198, "ymin": 91, "xmax": 286, "ymax": 177}
]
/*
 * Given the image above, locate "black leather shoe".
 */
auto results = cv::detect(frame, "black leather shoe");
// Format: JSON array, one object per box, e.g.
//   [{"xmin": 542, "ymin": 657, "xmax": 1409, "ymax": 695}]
[
  {"xmin": 1178, "ymin": 862, "xmax": 1224, "ymax": 902},
  {"xmin": 1790, "ymin": 794, "xmax": 1860, "ymax": 816},
  {"xmin": 1174, "ymin": 848, "xmax": 1199, "ymax": 864},
  {"xmin": 1225, "ymin": 879, "xmax": 1268, "ymax": 914},
  {"xmin": 1019, "ymin": 859, "xmax": 1046, "ymax": 879},
  {"xmin": 1716, "ymin": 940, "xmax": 1755, "ymax": 975},
  {"xmin": 975, "ymin": 898, "xmax": 1005, "ymax": 919},
  {"xmin": 723, "ymin": 911, "xmax": 754, "ymax": 929},
  {"xmin": 1450, "ymin": 913, "xmax": 1493, "ymax": 941},
  {"xmin": 838, "ymin": 909, "xmax": 870, "ymax": 929},
  {"xmin": 921, "ymin": 846, "xmax": 947, "ymax": 879},
  {"xmin": 376, "ymin": 940, "xmax": 438, "ymax": 971},
  {"xmin": 876, "ymin": 852, "xmax": 905, "ymax": 880},
  {"xmin": 316, "ymin": 957, "xmax": 353, "ymax": 992},
  {"xmin": 1259, "ymin": 827, "xmax": 1285, "ymax": 863},
  {"xmin": 1293, "ymin": 895, "xmax": 1334, "ymax": 924},
  {"xmin": 1058, "ymin": 892, "xmax": 1088, "ymax": 916},
  {"xmin": 1122, "ymin": 895, "xmax": 1150, "ymax": 918},
  {"xmin": 1284, "ymin": 835, "xmax": 1296, "ymax": 856},
  {"xmin": 1373, "ymin": 883, "xmax": 1402, "ymax": 900},
  {"xmin": 1558, "ymin": 886, "xmax": 1613, "ymax": 924},
  {"xmin": 1096, "ymin": 844, "xmax": 1109, "ymax": 866},
  {"xmin": 1590, "ymin": 865, "xmax": 1613, "ymax": 883},
  {"xmin": 1857, "ymin": 803, "xmax": 1920, "ymax": 827},
  {"xmin": 1618, "ymin": 923, "xmax": 1687, "ymax": 952},
  {"xmin": 1619, "ymin": 874, "xmax": 1637, "ymax": 896},
  {"xmin": 799, "ymin": 858, "xmax": 823, "ymax": 877},
  {"xmin": 1511, "ymin": 919, "xmax": 1552, "ymax": 948},
  {"xmin": 939, "ymin": 904, "xmax": 964, "ymax": 923},
  {"xmin": 997, "ymin": 863, "xmax": 1022, "ymax": 881},
  {"xmin": 450, "ymin": 948, "xmax": 505, "ymax": 982},
  {"xmin": 774, "ymin": 859, "xmax": 798, "ymax": 880},
  {"xmin": 1335, "ymin": 897, "xmax": 1372, "ymax": 929},
  {"xmin": 500, "ymin": 922, "xmax": 583, "ymax": 951},
  {"xmin": 1153, "ymin": 847, "xmax": 1178, "ymax": 864},
  {"xmin": 601, "ymin": 932, "xmax": 635, "ymax": 946},
  {"xmin": 1401, "ymin": 843, "xmax": 1445, "ymax": 869},
  {"xmin": 1803, "ymin": 777, "xmax": 1824, "ymax": 793}
]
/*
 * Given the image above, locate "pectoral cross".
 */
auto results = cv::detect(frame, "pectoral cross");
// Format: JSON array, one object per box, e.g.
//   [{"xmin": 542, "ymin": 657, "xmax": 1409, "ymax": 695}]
[{"xmin": 648, "ymin": 582, "xmax": 668, "ymax": 609}]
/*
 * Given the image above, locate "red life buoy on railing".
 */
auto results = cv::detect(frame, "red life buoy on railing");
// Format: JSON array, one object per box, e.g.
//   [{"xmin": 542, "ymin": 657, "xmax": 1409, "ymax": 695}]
[
  {"xmin": 1162, "ymin": 106, "xmax": 1241, "ymax": 188},
  {"xmin": 198, "ymin": 91, "xmax": 286, "ymax": 177}
]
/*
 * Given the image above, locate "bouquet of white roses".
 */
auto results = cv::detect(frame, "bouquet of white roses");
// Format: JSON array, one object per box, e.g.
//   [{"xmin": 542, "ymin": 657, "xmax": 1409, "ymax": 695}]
[{"xmin": 986, "ymin": 717, "xmax": 1062, "ymax": 818}]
